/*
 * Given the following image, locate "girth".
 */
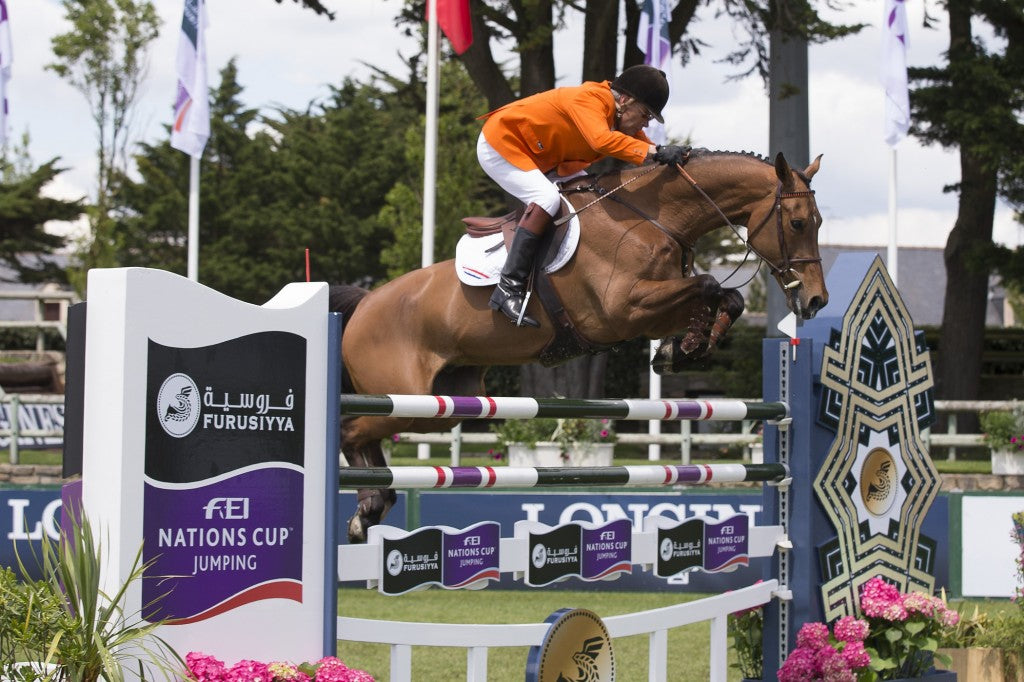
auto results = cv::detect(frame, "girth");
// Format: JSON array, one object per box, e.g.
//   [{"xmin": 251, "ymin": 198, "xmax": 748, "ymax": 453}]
[{"xmin": 531, "ymin": 226, "xmax": 619, "ymax": 367}]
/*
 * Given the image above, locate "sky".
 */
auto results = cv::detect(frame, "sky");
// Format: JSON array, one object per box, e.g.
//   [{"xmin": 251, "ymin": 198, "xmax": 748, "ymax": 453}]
[{"xmin": 14, "ymin": 0, "xmax": 1023, "ymax": 251}]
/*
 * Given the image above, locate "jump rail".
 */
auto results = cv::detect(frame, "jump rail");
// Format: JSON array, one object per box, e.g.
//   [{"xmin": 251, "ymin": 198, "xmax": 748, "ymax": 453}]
[
  {"xmin": 340, "ymin": 393, "xmax": 789, "ymax": 421},
  {"xmin": 337, "ymin": 462, "xmax": 790, "ymax": 489}
]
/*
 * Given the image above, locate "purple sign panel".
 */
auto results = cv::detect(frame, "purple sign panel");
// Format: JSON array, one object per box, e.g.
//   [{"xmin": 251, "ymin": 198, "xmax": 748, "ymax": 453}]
[
  {"xmin": 581, "ymin": 519, "xmax": 631, "ymax": 580},
  {"xmin": 143, "ymin": 332, "xmax": 307, "ymax": 623},
  {"xmin": 442, "ymin": 522, "xmax": 500, "ymax": 588},
  {"xmin": 142, "ymin": 468, "xmax": 304, "ymax": 622},
  {"xmin": 703, "ymin": 514, "xmax": 749, "ymax": 572}
]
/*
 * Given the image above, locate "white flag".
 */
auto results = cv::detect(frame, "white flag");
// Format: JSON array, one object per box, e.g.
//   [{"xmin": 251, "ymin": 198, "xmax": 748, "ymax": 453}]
[
  {"xmin": 638, "ymin": 0, "xmax": 672, "ymax": 144},
  {"xmin": 0, "ymin": 0, "xmax": 12, "ymax": 147},
  {"xmin": 882, "ymin": 0, "xmax": 910, "ymax": 146},
  {"xmin": 171, "ymin": 0, "xmax": 209, "ymax": 158}
]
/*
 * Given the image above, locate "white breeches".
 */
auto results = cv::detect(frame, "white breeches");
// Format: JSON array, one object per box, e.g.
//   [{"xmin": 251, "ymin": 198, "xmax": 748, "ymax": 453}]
[{"xmin": 476, "ymin": 133, "xmax": 567, "ymax": 217}]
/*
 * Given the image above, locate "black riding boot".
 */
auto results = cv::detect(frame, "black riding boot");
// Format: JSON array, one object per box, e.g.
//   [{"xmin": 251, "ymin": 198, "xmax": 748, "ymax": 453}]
[{"xmin": 489, "ymin": 203, "xmax": 551, "ymax": 328}]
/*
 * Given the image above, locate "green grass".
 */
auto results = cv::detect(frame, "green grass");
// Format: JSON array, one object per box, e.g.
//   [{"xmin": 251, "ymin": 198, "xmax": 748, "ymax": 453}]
[{"xmin": 335, "ymin": 588, "xmax": 1019, "ymax": 682}]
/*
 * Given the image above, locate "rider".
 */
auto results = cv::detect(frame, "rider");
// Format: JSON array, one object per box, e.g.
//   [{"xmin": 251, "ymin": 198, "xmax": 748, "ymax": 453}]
[{"xmin": 477, "ymin": 64, "xmax": 691, "ymax": 328}]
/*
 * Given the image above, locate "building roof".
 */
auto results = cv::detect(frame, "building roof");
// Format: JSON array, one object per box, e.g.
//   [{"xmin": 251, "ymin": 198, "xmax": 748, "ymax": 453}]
[{"xmin": 707, "ymin": 244, "xmax": 1005, "ymax": 327}]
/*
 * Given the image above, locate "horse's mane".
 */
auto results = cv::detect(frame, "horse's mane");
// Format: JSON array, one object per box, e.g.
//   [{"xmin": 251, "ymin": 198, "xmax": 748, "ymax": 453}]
[
  {"xmin": 688, "ymin": 148, "xmax": 772, "ymax": 165},
  {"xmin": 562, "ymin": 148, "xmax": 773, "ymax": 191}
]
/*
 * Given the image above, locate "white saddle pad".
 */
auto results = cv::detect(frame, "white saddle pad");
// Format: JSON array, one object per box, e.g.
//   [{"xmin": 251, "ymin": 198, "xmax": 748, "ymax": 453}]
[{"xmin": 455, "ymin": 199, "xmax": 581, "ymax": 287}]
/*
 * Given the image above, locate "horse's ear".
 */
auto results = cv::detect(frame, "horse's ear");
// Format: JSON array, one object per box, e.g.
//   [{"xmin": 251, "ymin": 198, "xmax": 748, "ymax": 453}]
[
  {"xmin": 803, "ymin": 154, "xmax": 823, "ymax": 181},
  {"xmin": 774, "ymin": 152, "xmax": 795, "ymax": 190}
]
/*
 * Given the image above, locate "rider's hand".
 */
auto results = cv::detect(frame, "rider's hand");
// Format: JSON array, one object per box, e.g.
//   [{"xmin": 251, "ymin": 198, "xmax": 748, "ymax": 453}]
[{"xmin": 653, "ymin": 145, "xmax": 691, "ymax": 166}]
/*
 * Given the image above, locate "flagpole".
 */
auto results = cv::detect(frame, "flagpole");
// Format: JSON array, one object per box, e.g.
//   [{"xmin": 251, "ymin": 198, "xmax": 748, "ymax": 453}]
[
  {"xmin": 640, "ymin": 0, "xmax": 670, "ymax": 462},
  {"xmin": 419, "ymin": 0, "xmax": 440, "ymax": 461},
  {"xmin": 187, "ymin": 155, "xmax": 200, "ymax": 281},
  {"xmin": 423, "ymin": 2, "xmax": 438, "ymax": 271},
  {"xmin": 887, "ymin": 147, "xmax": 898, "ymax": 287}
]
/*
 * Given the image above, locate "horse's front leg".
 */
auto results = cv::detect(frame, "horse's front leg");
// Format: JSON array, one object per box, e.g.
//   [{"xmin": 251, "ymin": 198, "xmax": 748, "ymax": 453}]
[{"xmin": 707, "ymin": 288, "xmax": 745, "ymax": 352}]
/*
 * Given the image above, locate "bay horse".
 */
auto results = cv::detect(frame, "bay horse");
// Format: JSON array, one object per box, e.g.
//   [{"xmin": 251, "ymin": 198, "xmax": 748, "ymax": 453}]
[{"xmin": 334, "ymin": 150, "xmax": 827, "ymax": 542}]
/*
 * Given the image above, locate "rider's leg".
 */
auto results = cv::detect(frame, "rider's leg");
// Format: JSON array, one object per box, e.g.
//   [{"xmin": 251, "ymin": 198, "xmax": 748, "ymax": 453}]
[
  {"xmin": 476, "ymin": 133, "xmax": 560, "ymax": 327},
  {"xmin": 489, "ymin": 203, "xmax": 553, "ymax": 327}
]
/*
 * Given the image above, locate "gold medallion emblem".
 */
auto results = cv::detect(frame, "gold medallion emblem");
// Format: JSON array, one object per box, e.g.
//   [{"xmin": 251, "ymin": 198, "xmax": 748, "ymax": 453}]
[{"xmin": 860, "ymin": 447, "xmax": 897, "ymax": 516}]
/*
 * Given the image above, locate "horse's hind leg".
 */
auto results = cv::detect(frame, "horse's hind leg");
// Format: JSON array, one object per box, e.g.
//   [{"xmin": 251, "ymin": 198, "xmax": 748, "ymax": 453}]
[{"xmin": 341, "ymin": 418, "xmax": 397, "ymax": 544}]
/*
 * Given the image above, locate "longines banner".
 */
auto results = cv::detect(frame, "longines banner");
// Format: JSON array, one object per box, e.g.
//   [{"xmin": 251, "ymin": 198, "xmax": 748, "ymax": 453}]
[{"xmin": 75, "ymin": 268, "xmax": 333, "ymax": 666}]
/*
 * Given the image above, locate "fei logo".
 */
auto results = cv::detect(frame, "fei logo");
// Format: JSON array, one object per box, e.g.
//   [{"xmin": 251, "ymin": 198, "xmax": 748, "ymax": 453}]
[
  {"xmin": 204, "ymin": 497, "xmax": 250, "ymax": 520},
  {"xmin": 156, "ymin": 373, "xmax": 201, "ymax": 438}
]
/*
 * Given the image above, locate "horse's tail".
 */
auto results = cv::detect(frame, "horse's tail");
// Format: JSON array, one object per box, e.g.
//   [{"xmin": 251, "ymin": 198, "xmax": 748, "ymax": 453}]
[
  {"xmin": 329, "ymin": 284, "xmax": 369, "ymax": 333},
  {"xmin": 329, "ymin": 284, "xmax": 369, "ymax": 396}
]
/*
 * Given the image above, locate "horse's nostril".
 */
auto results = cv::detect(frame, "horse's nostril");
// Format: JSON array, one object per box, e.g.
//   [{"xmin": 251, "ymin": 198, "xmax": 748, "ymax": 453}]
[{"xmin": 807, "ymin": 296, "xmax": 825, "ymax": 314}]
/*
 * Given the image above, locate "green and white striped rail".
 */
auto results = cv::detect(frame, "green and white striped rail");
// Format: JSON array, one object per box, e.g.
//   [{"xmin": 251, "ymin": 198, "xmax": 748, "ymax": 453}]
[
  {"xmin": 338, "ymin": 463, "xmax": 789, "ymax": 489},
  {"xmin": 340, "ymin": 394, "xmax": 789, "ymax": 421}
]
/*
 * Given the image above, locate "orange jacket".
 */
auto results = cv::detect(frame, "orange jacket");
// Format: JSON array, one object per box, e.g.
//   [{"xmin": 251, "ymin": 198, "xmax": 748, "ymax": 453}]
[{"xmin": 481, "ymin": 81, "xmax": 652, "ymax": 177}]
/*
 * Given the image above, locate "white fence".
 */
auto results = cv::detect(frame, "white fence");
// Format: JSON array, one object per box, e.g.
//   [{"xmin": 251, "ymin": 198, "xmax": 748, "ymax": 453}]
[{"xmin": 336, "ymin": 579, "xmax": 778, "ymax": 682}]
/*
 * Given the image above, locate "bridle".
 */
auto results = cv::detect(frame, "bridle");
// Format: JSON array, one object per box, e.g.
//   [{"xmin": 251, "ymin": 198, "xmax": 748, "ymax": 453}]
[{"xmin": 673, "ymin": 165, "xmax": 821, "ymax": 292}]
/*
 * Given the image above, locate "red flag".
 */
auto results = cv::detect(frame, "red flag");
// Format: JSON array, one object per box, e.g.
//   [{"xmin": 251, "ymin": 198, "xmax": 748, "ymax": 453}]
[{"xmin": 431, "ymin": 0, "xmax": 472, "ymax": 55}]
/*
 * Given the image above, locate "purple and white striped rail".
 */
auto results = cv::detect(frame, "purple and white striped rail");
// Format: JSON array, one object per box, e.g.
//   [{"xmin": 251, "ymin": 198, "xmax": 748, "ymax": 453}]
[
  {"xmin": 341, "ymin": 394, "xmax": 788, "ymax": 421},
  {"xmin": 338, "ymin": 463, "xmax": 788, "ymax": 489}
]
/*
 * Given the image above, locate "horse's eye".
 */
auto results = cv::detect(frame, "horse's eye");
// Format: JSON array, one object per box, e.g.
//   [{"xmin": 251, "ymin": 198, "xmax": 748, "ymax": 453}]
[{"xmin": 790, "ymin": 219, "xmax": 805, "ymax": 231}]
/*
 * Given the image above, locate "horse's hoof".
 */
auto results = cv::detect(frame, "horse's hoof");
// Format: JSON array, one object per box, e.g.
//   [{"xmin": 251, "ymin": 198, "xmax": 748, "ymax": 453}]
[{"xmin": 347, "ymin": 515, "xmax": 368, "ymax": 544}]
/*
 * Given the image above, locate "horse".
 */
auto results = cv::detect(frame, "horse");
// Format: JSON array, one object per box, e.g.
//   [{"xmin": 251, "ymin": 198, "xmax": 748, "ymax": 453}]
[{"xmin": 334, "ymin": 149, "xmax": 827, "ymax": 542}]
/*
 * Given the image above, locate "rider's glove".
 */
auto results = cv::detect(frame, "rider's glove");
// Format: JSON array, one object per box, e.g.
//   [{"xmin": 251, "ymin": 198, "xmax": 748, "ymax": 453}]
[{"xmin": 653, "ymin": 145, "xmax": 691, "ymax": 166}]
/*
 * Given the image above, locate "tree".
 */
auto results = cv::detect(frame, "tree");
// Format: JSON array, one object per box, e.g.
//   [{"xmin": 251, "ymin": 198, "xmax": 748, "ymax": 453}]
[
  {"xmin": 909, "ymin": 0, "xmax": 1024, "ymax": 400},
  {"xmin": 48, "ymin": 0, "xmax": 160, "ymax": 288},
  {"xmin": 110, "ymin": 60, "xmax": 440, "ymax": 303},
  {"xmin": 0, "ymin": 157, "xmax": 84, "ymax": 283},
  {"xmin": 378, "ymin": 60, "xmax": 501, "ymax": 277}
]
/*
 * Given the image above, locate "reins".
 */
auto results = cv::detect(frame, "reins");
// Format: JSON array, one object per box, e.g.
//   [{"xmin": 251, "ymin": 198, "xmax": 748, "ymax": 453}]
[{"xmin": 556, "ymin": 160, "xmax": 820, "ymax": 292}]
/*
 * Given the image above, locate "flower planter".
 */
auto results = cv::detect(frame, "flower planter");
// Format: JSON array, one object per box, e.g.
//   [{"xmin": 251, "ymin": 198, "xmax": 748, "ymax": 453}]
[
  {"xmin": 937, "ymin": 647, "xmax": 1024, "ymax": 682},
  {"xmin": 886, "ymin": 672, "xmax": 957, "ymax": 681},
  {"xmin": 990, "ymin": 447, "xmax": 1024, "ymax": 475},
  {"xmin": 508, "ymin": 442, "xmax": 614, "ymax": 468}
]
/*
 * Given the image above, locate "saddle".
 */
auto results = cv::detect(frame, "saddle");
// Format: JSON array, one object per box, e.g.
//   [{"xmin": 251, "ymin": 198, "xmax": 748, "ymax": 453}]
[{"xmin": 461, "ymin": 206, "xmax": 617, "ymax": 367}]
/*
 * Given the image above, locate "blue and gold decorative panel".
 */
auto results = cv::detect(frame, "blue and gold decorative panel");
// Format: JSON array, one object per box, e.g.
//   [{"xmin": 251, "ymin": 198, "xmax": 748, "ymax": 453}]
[{"xmin": 813, "ymin": 256, "xmax": 938, "ymax": 621}]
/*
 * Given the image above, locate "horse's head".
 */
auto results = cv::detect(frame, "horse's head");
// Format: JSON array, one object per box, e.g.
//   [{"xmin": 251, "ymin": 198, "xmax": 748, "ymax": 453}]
[{"xmin": 746, "ymin": 152, "xmax": 828, "ymax": 319}]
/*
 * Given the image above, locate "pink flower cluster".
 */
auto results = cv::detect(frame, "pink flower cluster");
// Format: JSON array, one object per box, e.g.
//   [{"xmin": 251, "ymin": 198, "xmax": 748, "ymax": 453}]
[
  {"xmin": 185, "ymin": 653, "xmax": 375, "ymax": 682},
  {"xmin": 777, "ymin": 616, "xmax": 872, "ymax": 682},
  {"xmin": 860, "ymin": 576, "xmax": 959, "ymax": 628}
]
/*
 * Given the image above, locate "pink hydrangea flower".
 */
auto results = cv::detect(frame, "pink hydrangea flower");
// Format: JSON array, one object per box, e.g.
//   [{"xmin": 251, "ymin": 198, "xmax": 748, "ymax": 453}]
[
  {"xmin": 225, "ymin": 659, "xmax": 271, "ymax": 682},
  {"xmin": 795, "ymin": 621, "xmax": 830, "ymax": 650},
  {"xmin": 817, "ymin": 647, "xmax": 854, "ymax": 682},
  {"xmin": 939, "ymin": 607, "xmax": 961, "ymax": 628},
  {"xmin": 777, "ymin": 646, "xmax": 816, "ymax": 682},
  {"xmin": 902, "ymin": 591, "xmax": 935, "ymax": 617},
  {"xmin": 186, "ymin": 652, "xmax": 228, "ymax": 682},
  {"xmin": 860, "ymin": 576, "xmax": 902, "ymax": 618},
  {"xmin": 832, "ymin": 615, "xmax": 868, "ymax": 643},
  {"xmin": 881, "ymin": 600, "xmax": 909, "ymax": 622},
  {"xmin": 840, "ymin": 640, "xmax": 871, "ymax": 670}
]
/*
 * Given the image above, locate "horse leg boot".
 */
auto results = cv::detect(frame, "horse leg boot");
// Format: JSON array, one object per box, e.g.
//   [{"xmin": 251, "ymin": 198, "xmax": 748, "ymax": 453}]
[{"xmin": 489, "ymin": 203, "xmax": 552, "ymax": 328}]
